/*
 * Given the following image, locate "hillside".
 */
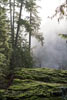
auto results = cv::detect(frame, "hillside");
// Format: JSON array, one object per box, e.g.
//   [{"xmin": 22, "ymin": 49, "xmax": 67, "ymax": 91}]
[{"xmin": 0, "ymin": 68, "xmax": 67, "ymax": 100}]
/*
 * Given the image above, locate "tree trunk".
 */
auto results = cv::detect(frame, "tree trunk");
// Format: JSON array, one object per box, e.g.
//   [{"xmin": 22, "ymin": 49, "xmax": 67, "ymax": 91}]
[
  {"xmin": 12, "ymin": 0, "xmax": 15, "ymax": 47},
  {"xmin": 9, "ymin": 0, "xmax": 15, "ymax": 47},
  {"xmin": 9, "ymin": 0, "xmax": 13, "ymax": 39},
  {"xmin": 9, "ymin": 0, "xmax": 15, "ymax": 69},
  {"xmin": 29, "ymin": 11, "xmax": 32, "ymax": 52},
  {"xmin": 15, "ymin": 2, "xmax": 23, "ymax": 47}
]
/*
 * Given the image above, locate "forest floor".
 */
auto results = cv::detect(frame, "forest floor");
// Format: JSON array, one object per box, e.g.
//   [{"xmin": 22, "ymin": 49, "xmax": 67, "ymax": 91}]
[{"xmin": 0, "ymin": 68, "xmax": 67, "ymax": 100}]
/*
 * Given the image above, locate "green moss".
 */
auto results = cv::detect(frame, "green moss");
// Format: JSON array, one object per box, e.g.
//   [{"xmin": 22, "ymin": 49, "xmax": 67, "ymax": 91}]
[
  {"xmin": 15, "ymin": 68, "xmax": 67, "ymax": 83},
  {"xmin": 0, "ymin": 68, "xmax": 67, "ymax": 100},
  {"xmin": 0, "ymin": 90, "xmax": 6, "ymax": 100}
]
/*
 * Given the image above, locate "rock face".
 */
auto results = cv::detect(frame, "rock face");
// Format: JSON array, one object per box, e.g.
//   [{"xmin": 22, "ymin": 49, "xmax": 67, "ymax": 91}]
[{"xmin": 0, "ymin": 68, "xmax": 67, "ymax": 100}]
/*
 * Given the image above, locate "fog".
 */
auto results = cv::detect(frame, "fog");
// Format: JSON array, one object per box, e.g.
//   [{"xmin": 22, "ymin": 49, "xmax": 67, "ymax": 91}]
[{"xmin": 32, "ymin": 0, "xmax": 67, "ymax": 69}]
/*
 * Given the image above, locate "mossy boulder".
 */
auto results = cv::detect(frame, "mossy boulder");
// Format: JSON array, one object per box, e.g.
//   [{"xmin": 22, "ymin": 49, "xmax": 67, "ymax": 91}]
[{"xmin": 0, "ymin": 68, "xmax": 67, "ymax": 100}]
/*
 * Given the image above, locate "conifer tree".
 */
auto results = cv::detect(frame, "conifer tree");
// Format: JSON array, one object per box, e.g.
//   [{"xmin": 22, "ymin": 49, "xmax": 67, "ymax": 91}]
[
  {"xmin": 0, "ymin": 1, "xmax": 11, "ymax": 88},
  {"xmin": 25, "ymin": 0, "xmax": 44, "ymax": 51},
  {"xmin": 8, "ymin": 0, "xmax": 44, "ymax": 68}
]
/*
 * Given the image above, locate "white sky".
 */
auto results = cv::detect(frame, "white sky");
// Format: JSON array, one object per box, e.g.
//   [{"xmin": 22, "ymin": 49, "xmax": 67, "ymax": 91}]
[
  {"xmin": 34, "ymin": 0, "xmax": 67, "ymax": 42},
  {"xmin": 32, "ymin": 0, "xmax": 66, "ymax": 45},
  {"xmin": 38, "ymin": 0, "xmax": 66, "ymax": 25},
  {"xmin": 33, "ymin": 0, "xmax": 67, "ymax": 68}
]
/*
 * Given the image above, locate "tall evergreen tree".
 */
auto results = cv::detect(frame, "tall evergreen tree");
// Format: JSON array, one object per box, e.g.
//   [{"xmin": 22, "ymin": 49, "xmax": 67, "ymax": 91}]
[
  {"xmin": 0, "ymin": 1, "xmax": 11, "ymax": 88},
  {"xmin": 25, "ymin": 0, "xmax": 44, "ymax": 51},
  {"xmin": 7, "ymin": 0, "xmax": 44, "ymax": 68}
]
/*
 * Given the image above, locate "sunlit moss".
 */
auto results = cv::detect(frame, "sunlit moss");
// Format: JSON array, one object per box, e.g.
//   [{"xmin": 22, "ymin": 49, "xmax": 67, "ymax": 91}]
[{"xmin": 0, "ymin": 68, "xmax": 67, "ymax": 100}]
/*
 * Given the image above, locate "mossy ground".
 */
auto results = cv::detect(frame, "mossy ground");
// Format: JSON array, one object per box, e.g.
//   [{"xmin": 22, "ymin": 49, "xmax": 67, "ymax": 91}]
[{"xmin": 0, "ymin": 68, "xmax": 67, "ymax": 100}]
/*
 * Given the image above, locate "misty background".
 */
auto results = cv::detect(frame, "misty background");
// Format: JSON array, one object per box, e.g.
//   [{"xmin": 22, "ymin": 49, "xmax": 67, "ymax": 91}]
[{"xmin": 32, "ymin": 0, "xmax": 67, "ymax": 69}]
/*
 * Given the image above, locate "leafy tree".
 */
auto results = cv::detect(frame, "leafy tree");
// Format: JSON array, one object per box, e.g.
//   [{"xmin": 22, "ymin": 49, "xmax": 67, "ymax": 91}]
[
  {"xmin": 25, "ymin": 0, "xmax": 44, "ymax": 51},
  {"xmin": 13, "ymin": 40, "xmax": 34, "ymax": 68},
  {"xmin": 0, "ymin": 2, "xmax": 11, "ymax": 88},
  {"xmin": 55, "ymin": 1, "xmax": 67, "ymax": 41},
  {"xmin": 8, "ymin": 0, "xmax": 25, "ymax": 68},
  {"xmin": 7, "ymin": 0, "xmax": 44, "ymax": 68},
  {"xmin": 0, "ymin": 0, "xmax": 44, "ymax": 71}
]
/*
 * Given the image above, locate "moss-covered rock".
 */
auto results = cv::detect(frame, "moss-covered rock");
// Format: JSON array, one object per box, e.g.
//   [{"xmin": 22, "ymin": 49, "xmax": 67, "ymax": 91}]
[
  {"xmin": 15, "ymin": 68, "xmax": 67, "ymax": 83},
  {"xmin": 0, "ymin": 68, "xmax": 67, "ymax": 100}
]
